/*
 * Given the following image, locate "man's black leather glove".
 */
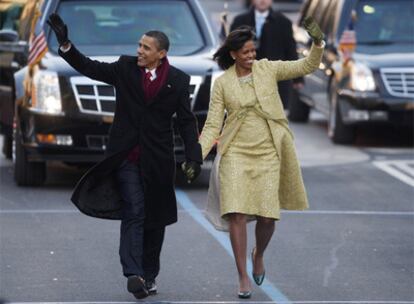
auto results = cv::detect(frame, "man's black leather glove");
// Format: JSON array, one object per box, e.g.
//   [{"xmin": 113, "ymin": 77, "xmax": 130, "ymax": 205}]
[
  {"xmin": 181, "ymin": 161, "xmax": 201, "ymax": 184},
  {"xmin": 303, "ymin": 16, "xmax": 324, "ymax": 46},
  {"xmin": 47, "ymin": 13, "xmax": 69, "ymax": 46}
]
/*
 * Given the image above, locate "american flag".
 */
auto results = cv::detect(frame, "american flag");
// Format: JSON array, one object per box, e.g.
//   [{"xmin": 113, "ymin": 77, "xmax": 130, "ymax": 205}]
[
  {"xmin": 338, "ymin": 19, "xmax": 356, "ymax": 62},
  {"xmin": 28, "ymin": 2, "xmax": 48, "ymax": 67}
]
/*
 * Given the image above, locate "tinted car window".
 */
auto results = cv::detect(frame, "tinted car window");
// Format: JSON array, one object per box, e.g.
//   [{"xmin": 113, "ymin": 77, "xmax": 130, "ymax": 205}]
[
  {"xmin": 354, "ymin": 0, "xmax": 414, "ymax": 44},
  {"xmin": 49, "ymin": 0, "xmax": 205, "ymax": 56}
]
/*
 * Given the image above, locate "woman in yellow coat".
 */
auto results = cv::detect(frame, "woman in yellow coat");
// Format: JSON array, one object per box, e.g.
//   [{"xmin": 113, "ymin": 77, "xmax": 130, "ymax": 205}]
[{"xmin": 197, "ymin": 17, "xmax": 325, "ymax": 298}]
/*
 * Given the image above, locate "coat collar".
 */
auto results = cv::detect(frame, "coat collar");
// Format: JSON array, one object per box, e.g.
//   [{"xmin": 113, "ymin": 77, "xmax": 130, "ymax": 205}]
[
  {"xmin": 147, "ymin": 66, "xmax": 178, "ymax": 106},
  {"xmin": 223, "ymin": 62, "xmax": 261, "ymax": 107}
]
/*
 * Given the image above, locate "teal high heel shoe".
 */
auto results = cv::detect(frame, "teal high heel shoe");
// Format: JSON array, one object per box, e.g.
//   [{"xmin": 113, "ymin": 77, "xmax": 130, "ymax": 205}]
[{"xmin": 251, "ymin": 248, "xmax": 265, "ymax": 286}]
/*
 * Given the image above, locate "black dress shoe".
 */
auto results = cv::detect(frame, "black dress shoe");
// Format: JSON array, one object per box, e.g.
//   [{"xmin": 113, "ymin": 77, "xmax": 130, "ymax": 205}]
[
  {"xmin": 145, "ymin": 279, "xmax": 157, "ymax": 295},
  {"xmin": 127, "ymin": 275, "xmax": 149, "ymax": 299}
]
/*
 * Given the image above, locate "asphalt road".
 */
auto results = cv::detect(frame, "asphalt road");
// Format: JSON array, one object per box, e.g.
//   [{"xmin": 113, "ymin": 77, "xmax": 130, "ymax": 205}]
[
  {"xmin": 1, "ymin": 1, "xmax": 414, "ymax": 303},
  {"xmin": 1, "ymin": 112, "xmax": 413, "ymax": 304}
]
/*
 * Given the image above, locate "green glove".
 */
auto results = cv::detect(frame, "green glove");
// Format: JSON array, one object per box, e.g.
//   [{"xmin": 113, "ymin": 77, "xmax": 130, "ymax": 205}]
[
  {"xmin": 181, "ymin": 161, "xmax": 201, "ymax": 184},
  {"xmin": 303, "ymin": 16, "xmax": 324, "ymax": 45}
]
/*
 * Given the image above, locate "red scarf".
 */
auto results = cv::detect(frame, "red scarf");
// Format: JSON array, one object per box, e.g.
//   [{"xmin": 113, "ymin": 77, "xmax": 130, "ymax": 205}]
[
  {"xmin": 142, "ymin": 57, "xmax": 170, "ymax": 101},
  {"xmin": 127, "ymin": 57, "xmax": 170, "ymax": 163}
]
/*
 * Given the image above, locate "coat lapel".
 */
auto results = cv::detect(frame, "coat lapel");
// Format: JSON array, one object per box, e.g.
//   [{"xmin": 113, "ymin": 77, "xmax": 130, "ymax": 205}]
[
  {"xmin": 148, "ymin": 67, "xmax": 177, "ymax": 106},
  {"xmin": 252, "ymin": 61, "xmax": 262, "ymax": 100},
  {"xmin": 224, "ymin": 65, "xmax": 246, "ymax": 108},
  {"xmin": 130, "ymin": 62, "xmax": 146, "ymax": 102}
]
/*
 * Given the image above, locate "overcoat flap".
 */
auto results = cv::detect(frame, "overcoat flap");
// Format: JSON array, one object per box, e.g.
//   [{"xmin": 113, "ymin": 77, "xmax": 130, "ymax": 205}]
[{"xmin": 71, "ymin": 151, "xmax": 129, "ymax": 220}]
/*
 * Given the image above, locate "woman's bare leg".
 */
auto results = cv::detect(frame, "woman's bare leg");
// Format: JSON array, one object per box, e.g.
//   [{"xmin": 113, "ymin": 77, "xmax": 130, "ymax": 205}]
[
  {"xmin": 228, "ymin": 213, "xmax": 251, "ymax": 292},
  {"xmin": 253, "ymin": 216, "xmax": 275, "ymax": 275}
]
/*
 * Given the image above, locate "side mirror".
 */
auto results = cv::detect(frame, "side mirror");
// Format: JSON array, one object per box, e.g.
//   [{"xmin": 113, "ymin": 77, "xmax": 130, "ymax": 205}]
[{"xmin": 0, "ymin": 29, "xmax": 19, "ymax": 42}]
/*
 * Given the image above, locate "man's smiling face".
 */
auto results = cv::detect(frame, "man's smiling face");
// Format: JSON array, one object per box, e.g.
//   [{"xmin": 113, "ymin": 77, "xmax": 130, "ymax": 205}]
[{"xmin": 136, "ymin": 35, "xmax": 166, "ymax": 70}]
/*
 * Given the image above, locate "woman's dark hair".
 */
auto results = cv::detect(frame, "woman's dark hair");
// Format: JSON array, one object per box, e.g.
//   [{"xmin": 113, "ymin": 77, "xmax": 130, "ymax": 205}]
[{"xmin": 213, "ymin": 26, "xmax": 256, "ymax": 70}]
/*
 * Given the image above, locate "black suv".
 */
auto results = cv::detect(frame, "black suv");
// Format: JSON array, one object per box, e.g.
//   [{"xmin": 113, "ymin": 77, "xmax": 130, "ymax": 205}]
[
  {"xmin": 2, "ymin": 0, "xmax": 221, "ymax": 186},
  {"xmin": 289, "ymin": 0, "xmax": 414, "ymax": 144},
  {"xmin": 0, "ymin": 0, "xmax": 33, "ymax": 159}
]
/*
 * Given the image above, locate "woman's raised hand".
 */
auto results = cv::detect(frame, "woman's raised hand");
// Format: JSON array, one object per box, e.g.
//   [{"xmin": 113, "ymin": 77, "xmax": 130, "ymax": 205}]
[{"xmin": 303, "ymin": 16, "xmax": 324, "ymax": 46}]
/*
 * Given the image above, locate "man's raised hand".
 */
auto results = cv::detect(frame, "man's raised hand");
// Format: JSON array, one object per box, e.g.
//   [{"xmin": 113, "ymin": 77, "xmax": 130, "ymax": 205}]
[{"xmin": 47, "ymin": 13, "xmax": 69, "ymax": 46}]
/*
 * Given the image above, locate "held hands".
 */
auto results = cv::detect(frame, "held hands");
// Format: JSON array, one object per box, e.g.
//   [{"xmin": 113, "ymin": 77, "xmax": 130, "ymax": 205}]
[
  {"xmin": 47, "ymin": 13, "xmax": 70, "ymax": 46},
  {"xmin": 181, "ymin": 161, "xmax": 201, "ymax": 184},
  {"xmin": 303, "ymin": 16, "xmax": 324, "ymax": 46}
]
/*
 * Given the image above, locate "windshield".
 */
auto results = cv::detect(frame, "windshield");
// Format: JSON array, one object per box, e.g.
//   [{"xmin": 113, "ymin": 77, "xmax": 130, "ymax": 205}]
[
  {"xmin": 48, "ymin": 0, "xmax": 205, "ymax": 56},
  {"xmin": 354, "ymin": 0, "xmax": 414, "ymax": 44}
]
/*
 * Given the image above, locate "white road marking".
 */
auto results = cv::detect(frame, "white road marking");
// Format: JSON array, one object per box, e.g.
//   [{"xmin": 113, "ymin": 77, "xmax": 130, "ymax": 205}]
[
  {"xmin": 394, "ymin": 162, "xmax": 414, "ymax": 178},
  {"xmin": 373, "ymin": 160, "xmax": 414, "ymax": 188}
]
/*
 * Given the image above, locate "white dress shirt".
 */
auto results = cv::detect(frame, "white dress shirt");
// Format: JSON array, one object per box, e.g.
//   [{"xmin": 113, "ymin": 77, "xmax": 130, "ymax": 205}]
[{"xmin": 255, "ymin": 9, "xmax": 269, "ymax": 39}]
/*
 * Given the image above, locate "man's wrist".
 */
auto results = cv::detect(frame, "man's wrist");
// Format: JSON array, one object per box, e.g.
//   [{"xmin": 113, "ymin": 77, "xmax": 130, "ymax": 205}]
[{"xmin": 59, "ymin": 42, "xmax": 71, "ymax": 53}]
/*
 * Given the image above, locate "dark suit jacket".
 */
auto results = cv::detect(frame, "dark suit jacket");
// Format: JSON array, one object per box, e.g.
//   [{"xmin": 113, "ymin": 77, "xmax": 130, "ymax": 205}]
[
  {"xmin": 60, "ymin": 45, "xmax": 202, "ymax": 229},
  {"xmin": 231, "ymin": 8, "xmax": 302, "ymax": 105}
]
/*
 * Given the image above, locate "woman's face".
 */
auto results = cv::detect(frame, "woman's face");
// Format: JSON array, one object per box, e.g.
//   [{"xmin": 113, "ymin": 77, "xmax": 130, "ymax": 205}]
[{"xmin": 231, "ymin": 40, "xmax": 256, "ymax": 71}]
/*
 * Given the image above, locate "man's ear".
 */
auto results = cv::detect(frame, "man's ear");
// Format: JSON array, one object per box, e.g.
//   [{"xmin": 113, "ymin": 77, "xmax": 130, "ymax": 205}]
[{"xmin": 159, "ymin": 49, "xmax": 167, "ymax": 60}]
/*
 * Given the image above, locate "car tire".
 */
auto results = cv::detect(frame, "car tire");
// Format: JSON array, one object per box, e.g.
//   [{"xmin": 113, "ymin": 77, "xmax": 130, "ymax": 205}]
[
  {"xmin": 288, "ymin": 88, "xmax": 310, "ymax": 122},
  {"xmin": 328, "ymin": 80, "xmax": 355, "ymax": 144},
  {"xmin": 14, "ymin": 127, "xmax": 46, "ymax": 186},
  {"xmin": 2, "ymin": 134, "xmax": 13, "ymax": 159}
]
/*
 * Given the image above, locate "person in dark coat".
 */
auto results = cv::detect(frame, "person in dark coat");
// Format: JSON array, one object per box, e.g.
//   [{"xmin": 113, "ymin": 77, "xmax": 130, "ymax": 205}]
[
  {"xmin": 47, "ymin": 14, "xmax": 202, "ymax": 299},
  {"xmin": 230, "ymin": 0, "xmax": 303, "ymax": 108}
]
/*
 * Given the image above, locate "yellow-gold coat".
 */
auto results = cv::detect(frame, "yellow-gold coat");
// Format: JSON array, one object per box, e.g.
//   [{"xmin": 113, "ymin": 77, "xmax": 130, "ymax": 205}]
[{"xmin": 200, "ymin": 43, "xmax": 324, "ymax": 225}]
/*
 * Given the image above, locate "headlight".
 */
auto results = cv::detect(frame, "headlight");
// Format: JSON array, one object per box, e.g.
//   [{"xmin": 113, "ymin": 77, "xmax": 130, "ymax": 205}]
[
  {"xmin": 32, "ymin": 71, "xmax": 63, "ymax": 115},
  {"xmin": 350, "ymin": 62, "xmax": 376, "ymax": 92}
]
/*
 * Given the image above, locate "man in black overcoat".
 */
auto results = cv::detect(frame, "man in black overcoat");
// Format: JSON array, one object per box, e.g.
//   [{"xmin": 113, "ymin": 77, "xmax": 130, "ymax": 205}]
[
  {"xmin": 231, "ymin": 0, "xmax": 303, "ymax": 108},
  {"xmin": 47, "ymin": 14, "xmax": 202, "ymax": 299}
]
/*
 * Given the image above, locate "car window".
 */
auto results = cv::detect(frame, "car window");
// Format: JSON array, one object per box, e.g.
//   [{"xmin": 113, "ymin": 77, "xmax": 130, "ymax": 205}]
[
  {"xmin": 354, "ymin": 0, "xmax": 414, "ymax": 44},
  {"xmin": 48, "ymin": 0, "xmax": 206, "ymax": 56}
]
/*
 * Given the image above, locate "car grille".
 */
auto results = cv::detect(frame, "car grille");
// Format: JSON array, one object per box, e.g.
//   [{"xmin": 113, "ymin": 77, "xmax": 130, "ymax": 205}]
[
  {"xmin": 380, "ymin": 68, "xmax": 414, "ymax": 98},
  {"xmin": 71, "ymin": 75, "xmax": 203, "ymax": 116}
]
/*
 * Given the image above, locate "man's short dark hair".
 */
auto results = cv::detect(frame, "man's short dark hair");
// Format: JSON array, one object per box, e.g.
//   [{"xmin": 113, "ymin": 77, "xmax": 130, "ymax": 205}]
[{"xmin": 145, "ymin": 30, "xmax": 170, "ymax": 52}]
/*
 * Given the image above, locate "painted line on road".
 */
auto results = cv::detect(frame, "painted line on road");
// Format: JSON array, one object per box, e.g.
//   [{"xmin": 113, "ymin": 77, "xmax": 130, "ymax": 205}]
[
  {"xmin": 8, "ymin": 301, "xmax": 414, "ymax": 304},
  {"xmin": 373, "ymin": 160, "xmax": 414, "ymax": 188},
  {"xmin": 175, "ymin": 189, "xmax": 291, "ymax": 304}
]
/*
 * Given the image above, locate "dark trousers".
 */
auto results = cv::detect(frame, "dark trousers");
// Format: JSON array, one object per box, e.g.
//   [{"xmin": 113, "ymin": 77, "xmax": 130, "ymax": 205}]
[{"xmin": 116, "ymin": 160, "xmax": 165, "ymax": 281}]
